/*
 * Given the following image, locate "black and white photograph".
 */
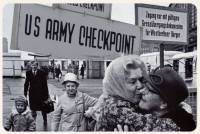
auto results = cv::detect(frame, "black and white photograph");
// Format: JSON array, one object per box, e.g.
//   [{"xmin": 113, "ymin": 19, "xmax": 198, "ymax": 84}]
[{"xmin": 2, "ymin": 2, "xmax": 197, "ymax": 132}]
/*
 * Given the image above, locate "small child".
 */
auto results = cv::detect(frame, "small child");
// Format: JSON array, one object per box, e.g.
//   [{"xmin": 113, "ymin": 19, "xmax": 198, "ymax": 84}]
[{"xmin": 4, "ymin": 96, "xmax": 36, "ymax": 131}]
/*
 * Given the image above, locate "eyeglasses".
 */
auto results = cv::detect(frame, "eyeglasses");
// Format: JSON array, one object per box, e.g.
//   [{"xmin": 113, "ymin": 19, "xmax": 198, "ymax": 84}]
[
  {"xmin": 149, "ymin": 74, "xmax": 163, "ymax": 85},
  {"xmin": 148, "ymin": 67, "xmax": 167, "ymax": 88},
  {"xmin": 144, "ymin": 82, "xmax": 160, "ymax": 95}
]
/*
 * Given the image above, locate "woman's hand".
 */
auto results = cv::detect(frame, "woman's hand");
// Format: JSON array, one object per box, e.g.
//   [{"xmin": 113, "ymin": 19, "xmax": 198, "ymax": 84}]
[
  {"xmin": 114, "ymin": 125, "xmax": 129, "ymax": 131},
  {"xmin": 84, "ymin": 107, "xmax": 94, "ymax": 118}
]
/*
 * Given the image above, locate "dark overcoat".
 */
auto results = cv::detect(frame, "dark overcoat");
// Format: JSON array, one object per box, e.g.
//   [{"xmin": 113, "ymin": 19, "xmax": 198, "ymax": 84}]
[
  {"xmin": 24, "ymin": 69, "xmax": 49, "ymax": 111},
  {"xmin": 162, "ymin": 106, "xmax": 196, "ymax": 131},
  {"xmin": 80, "ymin": 66, "xmax": 85, "ymax": 76}
]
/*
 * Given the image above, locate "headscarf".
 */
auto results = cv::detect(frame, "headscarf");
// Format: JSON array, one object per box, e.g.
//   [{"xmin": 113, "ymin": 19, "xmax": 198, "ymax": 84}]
[
  {"xmin": 88, "ymin": 55, "xmax": 147, "ymax": 121},
  {"xmin": 102, "ymin": 55, "xmax": 147, "ymax": 104}
]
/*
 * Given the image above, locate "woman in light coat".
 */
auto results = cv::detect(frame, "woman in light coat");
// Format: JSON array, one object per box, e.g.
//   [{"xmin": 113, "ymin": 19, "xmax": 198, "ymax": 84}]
[{"xmin": 51, "ymin": 73, "xmax": 97, "ymax": 131}]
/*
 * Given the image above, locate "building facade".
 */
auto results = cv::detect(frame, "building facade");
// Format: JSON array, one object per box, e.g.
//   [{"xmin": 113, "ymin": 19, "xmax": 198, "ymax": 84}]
[
  {"xmin": 167, "ymin": 4, "xmax": 197, "ymax": 52},
  {"xmin": 3, "ymin": 37, "xmax": 8, "ymax": 53}
]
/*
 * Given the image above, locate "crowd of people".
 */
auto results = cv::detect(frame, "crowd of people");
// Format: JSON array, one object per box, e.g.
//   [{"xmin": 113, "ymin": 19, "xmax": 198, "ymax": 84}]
[
  {"xmin": 24, "ymin": 61, "xmax": 85, "ymax": 81},
  {"xmin": 4, "ymin": 55, "xmax": 196, "ymax": 131}
]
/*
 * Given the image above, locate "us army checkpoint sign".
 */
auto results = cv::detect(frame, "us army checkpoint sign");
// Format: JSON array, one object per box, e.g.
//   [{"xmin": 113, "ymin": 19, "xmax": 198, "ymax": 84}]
[{"xmin": 11, "ymin": 4, "xmax": 141, "ymax": 59}]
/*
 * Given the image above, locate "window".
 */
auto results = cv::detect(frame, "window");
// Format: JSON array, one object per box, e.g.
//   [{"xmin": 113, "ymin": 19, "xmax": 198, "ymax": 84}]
[
  {"xmin": 185, "ymin": 58, "xmax": 193, "ymax": 78},
  {"xmin": 62, "ymin": 61, "xmax": 68, "ymax": 70}
]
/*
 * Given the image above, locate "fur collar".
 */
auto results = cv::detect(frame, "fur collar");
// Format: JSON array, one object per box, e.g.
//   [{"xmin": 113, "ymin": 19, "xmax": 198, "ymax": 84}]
[{"xmin": 11, "ymin": 106, "xmax": 31, "ymax": 115}]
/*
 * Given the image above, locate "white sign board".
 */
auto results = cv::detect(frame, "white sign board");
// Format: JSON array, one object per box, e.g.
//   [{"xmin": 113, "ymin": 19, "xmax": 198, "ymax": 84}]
[
  {"xmin": 11, "ymin": 4, "xmax": 141, "ymax": 59},
  {"xmin": 135, "ymin": 4, "xmax": 188, "ymax": 44},
  {"xmin": 54, "ymin": 3, "xmax": 111, "ymax": 19}
]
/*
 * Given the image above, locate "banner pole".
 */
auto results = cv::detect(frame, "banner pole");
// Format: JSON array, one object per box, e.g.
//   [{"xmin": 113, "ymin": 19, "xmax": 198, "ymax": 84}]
[{"xmin": 160, "ymin": 43, "xmax": 164, "ymax": 68}]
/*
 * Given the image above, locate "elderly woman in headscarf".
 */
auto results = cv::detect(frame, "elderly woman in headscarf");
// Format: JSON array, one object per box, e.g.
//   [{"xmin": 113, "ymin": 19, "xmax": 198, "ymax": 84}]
[{"xmin": 85, "ymin": 55, "xmax": 180, "ymax": 131}]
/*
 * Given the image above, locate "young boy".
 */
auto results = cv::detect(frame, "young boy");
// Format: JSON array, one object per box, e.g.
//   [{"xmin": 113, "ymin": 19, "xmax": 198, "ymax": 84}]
[{"xmin": 4, "ymin": 96, "xmax": 36, "ymax": 131}]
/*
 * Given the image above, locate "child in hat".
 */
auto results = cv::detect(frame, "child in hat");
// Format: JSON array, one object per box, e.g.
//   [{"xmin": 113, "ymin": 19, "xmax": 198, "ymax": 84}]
[{"xmin": 4, "ymin": 96, "xmax": 36, "ymax": 131}]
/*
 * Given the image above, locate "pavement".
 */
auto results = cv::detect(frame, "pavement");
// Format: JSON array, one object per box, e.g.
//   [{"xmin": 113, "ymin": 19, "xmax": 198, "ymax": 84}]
[
  {"xmin": 2, "ymin": 77, "xmax": 103, "ymax": 131},
  {"xmin": 2, "ymin": 77, "xmax": 197, "ymax": 131}
]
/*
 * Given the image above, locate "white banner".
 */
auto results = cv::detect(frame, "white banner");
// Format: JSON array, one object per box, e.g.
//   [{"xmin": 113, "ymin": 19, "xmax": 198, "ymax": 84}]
[
  {"xmin": 54, "ymin": 3, "xmax": 111, "ymax": 19},
  {"xmin": 135, "ymin": 4, "xmax": 188, "ymax": 44},
  {"xmin": 11, "ymin": 4, "xmax": 141, "ymax": 59}
]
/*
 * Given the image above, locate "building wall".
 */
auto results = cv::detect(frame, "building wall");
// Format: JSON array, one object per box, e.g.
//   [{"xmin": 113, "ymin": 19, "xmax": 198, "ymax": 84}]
[
  {"xmin": 87, "ymin": 60, "xmax": 104, "ymax": 79},
  {"xmin": 3, "ymin": 53, "xmax": 23, "ymax": 77},
  {"xmin": 168, "ymin": 4, "xmax": 197, "ymax": 52},
  {"xmin": 3, "ymin": 37, "xmax": 8, "ymax": 53}
]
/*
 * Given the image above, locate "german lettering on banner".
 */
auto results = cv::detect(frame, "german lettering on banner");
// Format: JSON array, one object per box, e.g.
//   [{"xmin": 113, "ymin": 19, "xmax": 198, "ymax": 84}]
[{"xmin": 135, "ymin": 4, "xmax": 188, "ymax": 44}]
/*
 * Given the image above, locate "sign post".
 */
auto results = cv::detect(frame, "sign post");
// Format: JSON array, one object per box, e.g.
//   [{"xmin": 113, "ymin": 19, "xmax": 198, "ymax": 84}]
[{"xmin": 160, "ymin": 43, "xmax": 164, "ymax": 68}]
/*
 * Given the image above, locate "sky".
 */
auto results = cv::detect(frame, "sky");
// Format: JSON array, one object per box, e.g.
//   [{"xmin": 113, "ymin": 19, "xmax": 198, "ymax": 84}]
[
  {"xmin": 3, "ymin": 4, "xmax": 14, "ymax": 49},
  {"xmin": 3, "ymin": 3, "xmax": 171, "ymax": 52}
]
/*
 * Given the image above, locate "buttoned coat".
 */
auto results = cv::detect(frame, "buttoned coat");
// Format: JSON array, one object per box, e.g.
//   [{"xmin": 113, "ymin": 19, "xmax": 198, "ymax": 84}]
[
  {"xmin": 51, "ymin": 92, "xmax": 97, "ymax": 131},
  {"xmin": 24, "ymin": 69, "xmax": 49, "ymax": 111}
]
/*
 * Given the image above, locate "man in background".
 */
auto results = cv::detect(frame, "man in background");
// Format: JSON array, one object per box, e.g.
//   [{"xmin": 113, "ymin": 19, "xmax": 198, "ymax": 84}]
[{"xmin": 24, "ymin": 61, "xmax": 49, "ymax": 126}]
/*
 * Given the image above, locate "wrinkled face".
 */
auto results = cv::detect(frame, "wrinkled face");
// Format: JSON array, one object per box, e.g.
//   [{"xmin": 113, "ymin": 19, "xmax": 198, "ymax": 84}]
[
  {"xmin": 125, "ymin": 68, "xmax": 146, "ymax": 104},
  {"xmin": 65, "ymin": 82, "xmax": 78, "ymax": 97},
  {"xmin": 15, "ymin": 102, "xmax": 26, "ymax": 113},
  {"xmin": 31, "ymin": 62, "xmax": 38, "ymax": 71},
  {"xmin": 139, "ymin": 82, "xmax": 163, "ymax": 112}
]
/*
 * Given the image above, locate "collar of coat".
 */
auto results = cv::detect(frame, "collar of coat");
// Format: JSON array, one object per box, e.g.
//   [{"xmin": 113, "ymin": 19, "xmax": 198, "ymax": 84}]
[
  {"xmin": 64, "ymin": 91, "xmax": 84, "ymax": 103},
  {"xmin": 32, "ymin": 69, "xmax": 37, "ymax": 74},
  {"xmin": 11, "ymin": 106, "xmax": 31, "ymax": 116}
]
